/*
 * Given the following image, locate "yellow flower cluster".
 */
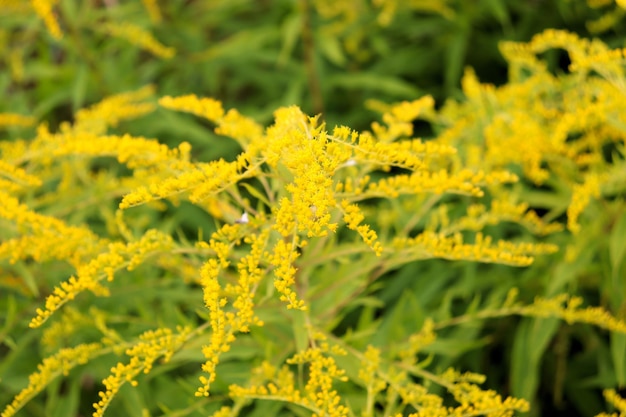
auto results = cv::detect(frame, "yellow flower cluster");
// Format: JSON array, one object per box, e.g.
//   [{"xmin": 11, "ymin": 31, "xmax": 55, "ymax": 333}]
[
  {"xmin": 30, "ymin": 229, "xmax": 174, "ymax": 328},
  {"xmin": 370, "ymin": 96, "xmax": 436, "ymax": 142},
  {"xmin": 358, "ymin": 345, "xmax": 387, "ymax": 400},
  {"xmin": 0, "ymin": 190, "xmax": 105, "ymax": 267},
  {"xmin": 434, "ymin": 29, "xmax": 626, "ymax": 238},
  {"xmin": 141, "ymin": 0, "xmax": 162, "ymax": 24},
  {"xmin": 94, "ymin": 326, "xmax": 191, "ymax": 417},
  {"xmin": 1, "ymin": 343, "xmax": 103, "ymax": 417},
  {"xmin": 367, "ymin": 169, "xmax": 518, "ymax": 199},
  {"xmin": 101, "ymin": 22, "xmax": 175, "ymax": 59},
  {"xmin": 158, "ymin": 94, "xmax": 263, "ymax": 146},
  {"xmin": 265, "ymin": 108, "xmax": 343, "ymax": 238},
  {"xmin": 197, "ymin": 256, "xmax": 229, "ymax": 397},
  {"xmin": 72, "ymin": 85, "xmax": 156, "ymax": 134},
  {"xmin": 600, "ymin": 389, "xmax": 626, "ymax": 416},
  {"xmin": 119, "ymin": 154, "xmax": 249, "ymax": 208},
  {"xmin": 340, "ymin": 200, "xmax": 383, "ymax": 256},
  {"xmin": 442, "ymin": 369, "xmax": 531, "ymax": 417},
  {"xmin": 196, "ymin": 224, "xmax": 271, "ymax": 396},
  {"xmin": 433, "ymin": 198, "xmax": 563, "ymax": 236},
  {"xmin": 351, "ymin": 344, "xmax": 529, "ymax": 417},
  {"xmin": 522, "ymin": 294, "xmax": 626, "ymax": 333},
  {"xmin": 269, "ymin": 237, "xmax": 306, "ymax": 310},
  {"xmin": 398, "ymin": 318, "xmax": 436, "ymax": 362},
  {"xmin": 0, "ymin": 112, "xmax": 35, "ymax": 128},
  {"xmin": 229, "ymin": 362, "xmax": 302, "ymax": 404},
  {"xmin": 41, "ymin": 306, "xmax": 107, "ymax": 351},
  {"xmin": 30, "ymin": 0, "xmax": 62, "ymax": 39},
  {"xmin": 0, "ymin": 159, "xmax": 42, "ymax": 194},
  {"xmin": 226, "ymin": 229, "xmax": 270, "ymax": 332},
  {"xmin": 230, "ymin": 344, "xmax": 349, "ymax": 417},
  {"xmin": 567, "ymin": 172, "xmax": 603, "ymax": 234},
  {"xmin": 287, "ymin": 347, "xmax": 349, "ymax": 417},
  {"xmin": 392, "ymin": 231, "xmax": 558, "ymax": 267}
]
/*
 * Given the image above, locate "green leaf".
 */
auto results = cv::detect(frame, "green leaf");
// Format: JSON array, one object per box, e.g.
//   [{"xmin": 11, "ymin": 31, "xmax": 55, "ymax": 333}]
[
  {"xmin": 317, "ymin": 31, "xmax": 346, "ymax": 67},
  {"xmin": 482, "ymin": 0, "xmax": 510, "ymax": 27},
  {"xmin": 444, "ymin": 25, "xmax": 470, "ymax": 95},
  {"xmin": 50, "ymin": 378, "xmax": 80, "ymax": 417},
  {"xmin": 511, "ymin": 317, "xmax": 560, "ymax": 409},
  {"xmin": 292, "ymin": 309, "xmax": 308, "ymax": 354},
  {"xmin": 240, "ymin": 182, "xmax": 271, "ymax": 208},
  {"xmin": 71, "ymin": 64, "xmax": 89, "ymax": 113},
  {"xmin": 328, "ymin": 73, "xmax": 421, "ymax": 98},
  {"xmin": 278, "ymin": 12, "xmax": 303, "ymax": 67},
  {"xmin": 611, "ymin": 333, "xmax": 626, "ymax": 386},
  {"xmin": 609, "ymin": 210, "xmax": 626, "ymax": 281}
]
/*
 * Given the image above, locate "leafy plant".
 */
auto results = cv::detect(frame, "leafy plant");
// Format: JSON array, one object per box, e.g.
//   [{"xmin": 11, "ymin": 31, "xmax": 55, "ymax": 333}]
[{"xmin": 1, "ymin": 1, "xmax": 626, "ymax": 417}]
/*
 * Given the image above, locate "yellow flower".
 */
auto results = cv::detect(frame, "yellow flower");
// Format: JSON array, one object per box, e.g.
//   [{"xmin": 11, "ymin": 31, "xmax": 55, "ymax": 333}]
[
  {"xmin": 101, "ymin": 22, "xmax": 175, "ymax": 59},
  {"xmin": 1, "ymin": 344, "xmax": 103, "ymax": 417},
  {"xmin": 0, "ymin": 113, "xmax": 35, "ymax": 128},
  {"xmin": 567, "ymin": 172, "xmax": 604, "ymax": 234},
  {"xmin": 30, "ymin": 0, "xmax": 62, "ymax": 39}
]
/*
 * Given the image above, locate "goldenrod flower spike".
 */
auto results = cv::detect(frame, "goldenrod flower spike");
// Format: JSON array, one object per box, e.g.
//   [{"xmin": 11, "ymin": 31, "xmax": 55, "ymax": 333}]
[
  {"xmin": 0, "ymin": 113, "xmax": 35, "ymax": 128},
  {"xmin": 1, "ymin": 344, "xmax": 103, "ymax": 417},
  {"xmin": 30, "ymin": 0, "xmax": 62, "ymax": 39},
  {"xmin": 101, "ymin": 22, "xmax": 175, "ymax": 59}
]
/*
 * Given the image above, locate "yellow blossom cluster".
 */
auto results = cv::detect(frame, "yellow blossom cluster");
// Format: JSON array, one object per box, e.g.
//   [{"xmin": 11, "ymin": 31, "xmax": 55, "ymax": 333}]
[
  {"xmin": 0, "ymin": 159, "xmax": 42, "ymax": 193},
  {"xmin": 349, "ymin": 340, "xmax": 529, "ymax": 417},
  {"xmin": 370, "ymin": 96, "xmax": 437, "ymax": 142},
  {"xmin": 41, "ymin": 306, "xmax": 106, "ymax": 350},
  {"xmin": 268, "ymin": 237, "xmax": 306, "ymax": 309},
  {"xmin": 0, "ymin": 190, "xmax": 106, "ymax": 267},
  {"xmin": 392, "ymin": 231, "xmax": 558, "ymax": 267},
  {"xmin": 229, "ymin": 363, "xmax": 302, "ymax": 405},
  {"xmin": 340, "ymin": 200, "xmax": 383, "ymax": 256},
  {"xmin": 0, "ymin": 113, "xmax": 35, "ymax": 128},
  {"xmin": 265, "ymin": 108, "xmax": 343, "ymax": 238},
  {"xmin": 158, "ymin": 94, "xmax": 263, "ymax": 146},
  {"xmin": 30, "ymin": 229, "xmax": 174, "ymax": 328},
  {"xmin": 600, "ymin": 389, "xmax": 626, "ymax": 416},
  {"xmin": 196, "ymin": 224, "xmax": 271, "ymax": 396},
  {"xmin": 93, "ymin": 326, "xmax": 191, "ymax": 417},
  {"xmin": 225, "ymin": 229, "xmax": 270, "ymax": 332},
  {"xmin": 119, "ymin": 154, "xmax": 250, "ymax": 208},
  {"xmin": 100, "ymin": 22, "xmax": 175, "ymax": 59},
  {"xmin": 521, "ymin": 294, "xmax": 626, "ymax": 333},
  {"xmin": 432, "ymin": 29, "xmax": 626, "ymax": 238},
  {"xmin": 431, "ymin": 198, "xmax": 564, "ymax": 236},
  {"xmin": 1, "ymin": 343, "xmax": 103, "ymax": 417},
  {"xmin": 358, "ymin": 345, "xmax": 387, "ymax": 398},
  {"xmin": 567, "ymin": 172, "xmax": 604, "ymax": 234},
  {"xmin": 30, "ymin": 0, "xmax": 61, "ymax": 39},
  {"xmin": 441, "ymin": 369, "xmax": 531, "ymax": 417},
  {"xmin": 72, "ymin": 85, "xmax": 156, "ymax": 134},
  {"xmin": 366, "ymin": 169, "xmax": 518, "ymax": 199},
  {"xmin": 141, "ymin": 0, "xmax": 162, "ymax": 23},
  {"xmin": 397, "ymin": 318, "xmax": 436, "ymax": 362},
  {"xmin": 230, "ymin": 344, "xmax": 349, "ymax": 417}
]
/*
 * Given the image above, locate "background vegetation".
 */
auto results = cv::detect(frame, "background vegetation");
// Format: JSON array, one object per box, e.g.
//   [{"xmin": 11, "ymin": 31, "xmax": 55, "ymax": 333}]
[{"xmin": 1, "ymin": 1, "xmax": 626, "ymax": 416}]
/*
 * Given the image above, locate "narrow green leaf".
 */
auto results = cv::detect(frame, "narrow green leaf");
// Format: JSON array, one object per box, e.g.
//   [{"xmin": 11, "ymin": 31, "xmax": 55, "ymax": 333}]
[
  {"xmin": 71, "ymin": 64, "xmax": 89, "ymax": 113},
  {"xmin": 609, "ymin": 211, "xmax": 626, "ymax": 280},
  {"xmin": 444, "ymin": 26, "xmax": 470, "ymax": 95},
  {"xmin": 278, "ymin": 12, "xmax": 303, "ymax": 67},
  {"xmin": 511, "ymin": 317, "xmax": 560, "ymax": 408},
  {"xmin": 240, "ymin": 182, "xmax": 271, "ymax": 208},
  {"xmin": 611, "ymin": 333, "xmax": 626, "ymax": 386},
  {"xmin": 292, "ymin": 309, "xmax": 308, "ymax": 355}
]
